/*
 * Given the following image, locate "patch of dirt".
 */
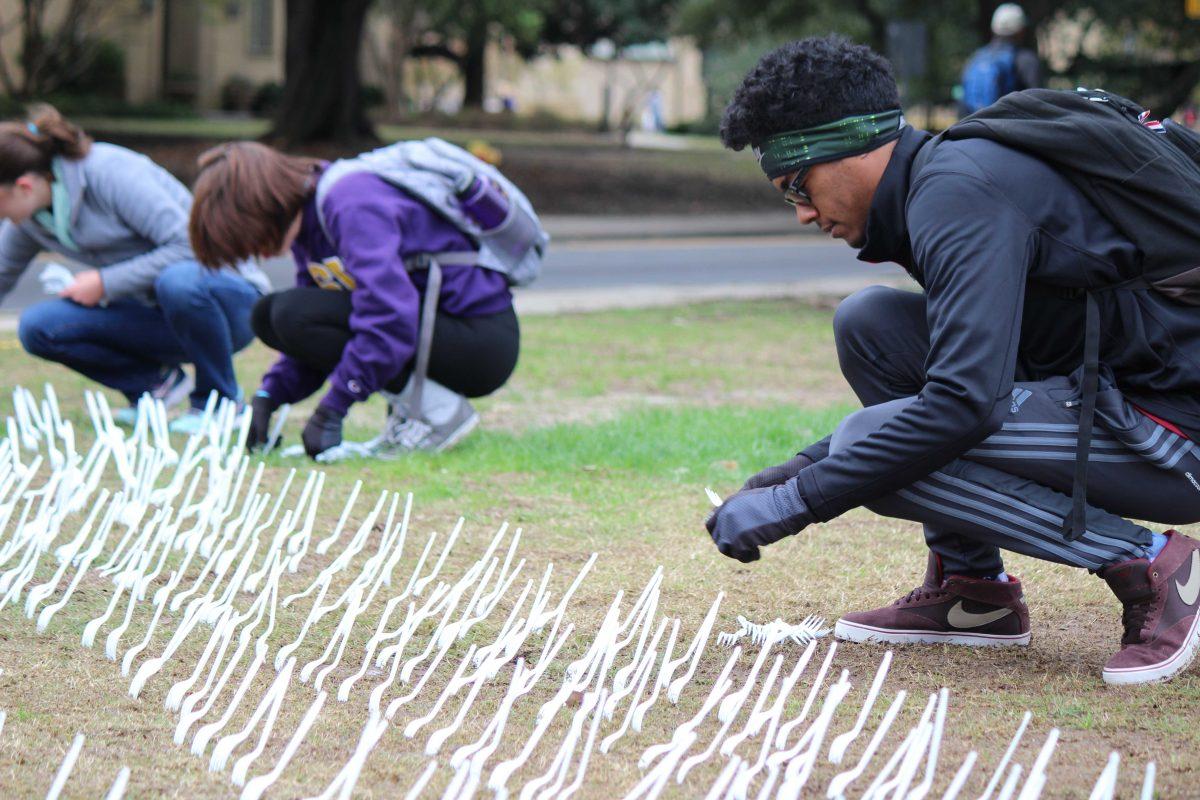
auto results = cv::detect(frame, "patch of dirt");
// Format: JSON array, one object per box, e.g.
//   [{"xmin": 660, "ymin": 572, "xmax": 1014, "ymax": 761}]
[
  {"xmin": 481, "ymin": 385, "xmax": 852, "ymax": 434},
  {"xmin": 94, "ymin": 132, "xmax": 778, "ymax": 216},
  {"xmin": 480, "ymin": 390, "xmax": 681, "ymax": 433},
  {"xmin": 496, "ymin": 145, "xmax": 777, "ymax": 215}
]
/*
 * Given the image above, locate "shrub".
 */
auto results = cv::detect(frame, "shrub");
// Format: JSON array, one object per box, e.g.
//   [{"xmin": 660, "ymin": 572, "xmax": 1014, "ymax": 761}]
[
  {"xmin": 220, "ymin": 75, "xmax": 256, "ymax": 112},
  {"xmin": 35, "ymin": 36, "xmax": 126, "ymax": 98},
  {"xmin": 250, "ymin": 81, "xmax": 283, "ymax": 116},
  {"xmin": 38, "ymin": 94, "xmax": 197, "ymax": 118}
]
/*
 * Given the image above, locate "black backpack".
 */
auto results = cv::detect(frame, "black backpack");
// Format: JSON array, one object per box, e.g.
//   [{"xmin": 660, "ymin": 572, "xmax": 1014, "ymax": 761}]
[
  {"xmin": 939, "ymin": 88, "xmax": 1200, "ymax": 302},
  {"xmin": 921, "ymin": 88, "xmax": 1200, "ymax": 539}
]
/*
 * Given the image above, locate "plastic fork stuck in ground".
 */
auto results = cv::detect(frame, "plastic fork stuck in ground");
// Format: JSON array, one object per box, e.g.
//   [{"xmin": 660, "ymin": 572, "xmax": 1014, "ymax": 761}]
[{"xmin": 717, "ymin": 614, "xmax": 831, "ymax": 648}]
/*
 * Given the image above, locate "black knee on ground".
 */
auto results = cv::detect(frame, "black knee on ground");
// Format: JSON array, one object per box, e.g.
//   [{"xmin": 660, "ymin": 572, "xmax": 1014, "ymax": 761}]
[
  {"xmin": 250, "ymin": 293, "xmax": 274, "ymax": 337},
  {"xmin": 441, "ymin": 368, "xmax": 511, "ymax": 399},
  {"xmin": 833, "ymin": 285, "xmax": 908, "ymax": 367}
]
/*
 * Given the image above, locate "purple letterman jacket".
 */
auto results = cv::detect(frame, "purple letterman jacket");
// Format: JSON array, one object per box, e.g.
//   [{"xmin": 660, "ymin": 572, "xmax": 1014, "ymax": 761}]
[{"xmin": 258, "ymin": 169, "xmax": 512, "ymax": 414}]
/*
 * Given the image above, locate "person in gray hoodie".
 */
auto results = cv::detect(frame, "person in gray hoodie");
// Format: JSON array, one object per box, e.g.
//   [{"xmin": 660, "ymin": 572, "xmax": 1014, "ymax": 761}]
[{"xmin": 0, "ymin": 105, "xmax": 269, "ymax": 432}]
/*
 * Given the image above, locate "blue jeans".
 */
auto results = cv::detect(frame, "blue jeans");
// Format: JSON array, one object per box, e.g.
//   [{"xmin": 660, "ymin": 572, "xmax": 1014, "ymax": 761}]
[{"xmin": 18, "ymin": 260, "xmax": 259, "ymax": 406}]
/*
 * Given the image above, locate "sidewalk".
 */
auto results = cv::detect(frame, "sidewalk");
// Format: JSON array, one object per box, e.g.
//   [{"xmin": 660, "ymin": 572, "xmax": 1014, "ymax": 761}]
[
  {"xmin": 0, "ymin": 275, "xmax": 903, "ymax": 332},
  {"xmin": 0, "ymin": 212, "xmax": 849, "ymax": 330},
  {"xmin": 542, "ymin": 212, "xmax": 808, "ymax": 242}
]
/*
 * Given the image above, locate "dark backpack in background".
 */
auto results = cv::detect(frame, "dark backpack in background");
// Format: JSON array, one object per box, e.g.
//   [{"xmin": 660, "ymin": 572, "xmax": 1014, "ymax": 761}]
[
  {"xmin": 923, "ymin": 87, "xmax": 1200, "ymax": 540},
  {"xmin": 941, "ymin": 87, "xmax": 1200, "ymax": 302},
  {"xmin": 960, "ymin": 43, "xmax": 1018, "ymax": 114}
]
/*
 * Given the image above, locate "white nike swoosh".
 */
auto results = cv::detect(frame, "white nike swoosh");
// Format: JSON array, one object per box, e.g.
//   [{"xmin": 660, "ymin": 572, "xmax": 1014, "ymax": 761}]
[
  {"xmin": 1176, "ymin": 550, "xmax": 1200, "ymax": 606},
  {"xmin": 947, "ymin": 601, "xmax": 1013, "ymax": 629}
]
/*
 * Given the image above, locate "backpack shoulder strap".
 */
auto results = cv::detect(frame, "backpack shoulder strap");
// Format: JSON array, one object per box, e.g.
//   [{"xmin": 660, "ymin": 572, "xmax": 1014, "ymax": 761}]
[
  {"xmin": 313, "ymin": 161, "xmax": 360, "ymax": 243},
  {"xmin": 402, "ymin": 251, "xmax": 481, "ymax": 271}
]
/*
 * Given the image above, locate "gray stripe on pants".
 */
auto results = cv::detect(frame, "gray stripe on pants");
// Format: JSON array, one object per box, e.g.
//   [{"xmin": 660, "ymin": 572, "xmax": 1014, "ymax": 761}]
[
  {"xmin": 964, "ymin": 449, "xmax": 1144, "ymax": 462},
  {"xmin": 1001, "ymin": 422, "xmax": 1089, "ymax": 432},
  {"xmin": 926, "ymin": 471, "xmax": 1143, "ymax": 559},
  {"xmin": 914, "ymin": 475, "xmax": 1138, "ymax": 562},
  {"xmin": 980, "ymin": 435, "xmax": 1125, "ymax": 448},
  {"xmin": 898, "ymin": 485, "xmax": 1105, "ymax": 569},
  {"xmin": 1164, "ymin": 440, "xmax": 1196, "ymax": 470},
  {"xmin": 994, "ymin": 421, "xmax": 1189, "ymax": 468}
]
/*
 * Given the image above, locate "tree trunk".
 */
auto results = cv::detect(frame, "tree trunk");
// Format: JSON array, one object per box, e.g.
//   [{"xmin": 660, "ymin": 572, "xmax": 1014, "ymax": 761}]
[
  {"xmin": 598, "ymin": 69, "xmax": 612, "ymax": 133},
  {"xmin": 976, "ymin": 0, "xmax": 996, "ymax": 44},
  {"xmin": 20, "ymin": 0, "xmax": 44, "ymax": 97},
  {"xmin": 385, "ymin": 4, "xmax": 410, "ymax": 115},
  {"xmin": 460, "ymin": 19, "xmax": 487, "ymax": 109},
  {"xmin": 268, "ymin": 0, "xmax": 376, "ymax": 146},
  {"xmin": 0, "ymin": 3, "xmax": 23, "ymax": 96},
  {"xmin": 0, "ymin": 42, "xmax": 17, "ymax": 97},
  {"xmin": 851, "ymin": 0, "xmax": 888, "ymax": 53}
]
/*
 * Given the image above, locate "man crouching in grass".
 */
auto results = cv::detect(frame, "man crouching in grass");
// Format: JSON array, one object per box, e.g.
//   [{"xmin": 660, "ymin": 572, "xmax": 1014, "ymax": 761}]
[{"xmin": 705, "ymin": 35, "xmax": 1200, "ymax": 686}]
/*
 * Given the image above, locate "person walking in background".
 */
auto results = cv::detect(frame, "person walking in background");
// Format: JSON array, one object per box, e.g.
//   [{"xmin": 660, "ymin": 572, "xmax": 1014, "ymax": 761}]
[
  {"xmin": 958, "ymin": 3, "xmax": 1041, "ymax": 116},
  {"xmin": 188, "ymin": 139, "xmax": 542, "ymax": 461},
  {"xmin": 0, "ymin": 105, "xmax": 268, "ymax": 432}
]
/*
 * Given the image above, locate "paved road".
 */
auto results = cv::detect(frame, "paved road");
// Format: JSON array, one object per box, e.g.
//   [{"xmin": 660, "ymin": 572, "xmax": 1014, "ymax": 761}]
[
  {"xmin": 0, "ymin": 234, "xmax": 902, "ymax": 314},
  {"xmin": 530, "ymin": 235, "xmax": 892, "ymax": 291}
]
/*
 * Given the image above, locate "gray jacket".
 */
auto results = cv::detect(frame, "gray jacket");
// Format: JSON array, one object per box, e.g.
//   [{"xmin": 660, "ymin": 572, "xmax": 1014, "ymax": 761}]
[
  {"xmin": 0, "ymin": 142, "xmax": 269, "ymax": 304},
  {"xmin": 315, "ymin": 137, "xmax": 548, "ymax": 287}
]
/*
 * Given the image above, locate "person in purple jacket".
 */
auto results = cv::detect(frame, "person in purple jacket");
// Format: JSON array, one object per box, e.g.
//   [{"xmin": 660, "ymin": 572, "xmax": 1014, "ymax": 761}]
[{"xmin": 188, "ymin": 142, "xmax": 520, "ymax": 460}]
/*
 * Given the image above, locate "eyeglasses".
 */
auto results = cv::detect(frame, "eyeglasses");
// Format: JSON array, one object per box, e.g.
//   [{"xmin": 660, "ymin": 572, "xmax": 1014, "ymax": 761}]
[{"xmin": 782, "ymin": 168, "xmax": 811, "ymax": 207}]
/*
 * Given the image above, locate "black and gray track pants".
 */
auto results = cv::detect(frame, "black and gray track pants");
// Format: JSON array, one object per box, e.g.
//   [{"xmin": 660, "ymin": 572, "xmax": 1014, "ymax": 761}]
[{"xmin": 824, "ymin": 285, "xmax": 1200, "ymax": 576}]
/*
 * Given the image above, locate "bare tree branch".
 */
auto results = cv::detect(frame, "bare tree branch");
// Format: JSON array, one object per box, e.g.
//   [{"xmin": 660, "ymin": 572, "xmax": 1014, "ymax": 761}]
[
  {"xmin": 0, "ymin": 7, "xmax": 21, "ymax": 97},
  {"xmin": 409, "ymin": 41, "xmax": 464, "ymax": 64}
]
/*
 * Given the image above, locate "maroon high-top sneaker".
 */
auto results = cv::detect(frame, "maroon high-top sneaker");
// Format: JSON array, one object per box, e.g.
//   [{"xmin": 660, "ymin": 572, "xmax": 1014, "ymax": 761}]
[
  {"xmin": 1099, "ymin": 530, "xmax": 1200, "ymax": 686},
  {"xmin": 835, "ymin": 552, "xmax": 1031, "ymax": 646}
]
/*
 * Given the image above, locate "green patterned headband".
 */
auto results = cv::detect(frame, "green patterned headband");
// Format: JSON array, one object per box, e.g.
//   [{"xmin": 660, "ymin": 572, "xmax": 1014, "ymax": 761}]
[{"xmin": 753, "ymin": 109, "xmax": 905, "ymax": 179}]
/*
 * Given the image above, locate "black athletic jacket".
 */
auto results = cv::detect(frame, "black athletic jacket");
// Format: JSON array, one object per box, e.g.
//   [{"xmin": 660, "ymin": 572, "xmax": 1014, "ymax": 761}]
[{"xmin": 796, "ymin": 125, "xmax": 1200, "ymax": 523}]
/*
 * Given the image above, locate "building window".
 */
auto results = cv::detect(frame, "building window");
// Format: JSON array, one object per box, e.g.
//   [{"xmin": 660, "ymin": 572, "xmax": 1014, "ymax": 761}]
[{"xmin": 247, "ymin": 0, "xmax": 273, "ymax": 56}]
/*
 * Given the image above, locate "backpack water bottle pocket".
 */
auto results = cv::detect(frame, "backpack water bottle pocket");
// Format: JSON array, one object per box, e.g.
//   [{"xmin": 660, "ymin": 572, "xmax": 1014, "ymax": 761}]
[
  {"xmin": 475, "ymin": 200, "xmax": 543, "ymax": 271},
  {"xmin": 457, "ymin": 174, "xmax": 543, "ymax": 273}
]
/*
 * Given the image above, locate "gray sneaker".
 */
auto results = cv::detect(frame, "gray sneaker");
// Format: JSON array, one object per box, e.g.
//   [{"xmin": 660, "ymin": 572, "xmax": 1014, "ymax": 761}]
[
  {"xmin": 114, "ymin": 367, "xmax": 193, "ymax": 427},
  {"xmin": 367, "ymin": 397, "xmax": 479, "ymax": 458},
  {"xmin": 151, "ymin": 366, "xmax": 194, "ymax": 408}
]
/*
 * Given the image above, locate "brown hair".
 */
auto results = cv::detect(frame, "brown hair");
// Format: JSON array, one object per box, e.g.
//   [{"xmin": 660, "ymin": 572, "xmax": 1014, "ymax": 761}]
[
  {"xmin": 0, "ymin": 103, "xmax": 92, "ymax": 184},
  {"xmin": 189, "ymin": 141, "xmax": 321, "ymax": 268}
]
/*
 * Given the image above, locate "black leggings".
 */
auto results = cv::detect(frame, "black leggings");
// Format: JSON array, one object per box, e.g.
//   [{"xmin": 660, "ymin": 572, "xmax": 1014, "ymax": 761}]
[{"xmin": 252, "ymin": 288, "xmax": 519, "ymax": 398}]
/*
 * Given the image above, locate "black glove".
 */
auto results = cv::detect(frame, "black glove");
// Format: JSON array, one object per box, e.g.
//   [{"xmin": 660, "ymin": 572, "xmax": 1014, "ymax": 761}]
[
  {"xmin": 705, "ymin": 479, "xmax": 815, "ymax": 563},
  {"xmin": 302, "ymin": 405, "xmax": 344, "ymax": 458},
  {"xmin": 247, "ymin": 390, "xmax": 280, "ymax": 452},
  {"xmin": 741, "ymin": 453, "xmax": 814, "ymax": 491}
]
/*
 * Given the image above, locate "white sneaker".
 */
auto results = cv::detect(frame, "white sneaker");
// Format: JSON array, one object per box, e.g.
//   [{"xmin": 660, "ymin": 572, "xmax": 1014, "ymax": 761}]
[
  {"xmin": 113, "ymin": 406, "xmax": 137, "ymax": 427},
  {"xmin": 167, "ymin": 409, "xmax": 206, "ymax": 436},
  {"xmin": 367, "ymin": 397, "xmax": 480, "ymax": 458}
]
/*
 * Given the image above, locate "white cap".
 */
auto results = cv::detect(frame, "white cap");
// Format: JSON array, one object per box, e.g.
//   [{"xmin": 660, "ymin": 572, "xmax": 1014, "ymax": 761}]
[{"xmin": 991, "ymin": 3, "xmax": 1026, "ymax": 36}]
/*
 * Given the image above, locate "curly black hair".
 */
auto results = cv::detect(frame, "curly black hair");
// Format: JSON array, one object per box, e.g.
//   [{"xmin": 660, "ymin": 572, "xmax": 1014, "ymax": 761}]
[{"xmin": 720, "ymin": 36, "xmax": 900, "ymax": 151}]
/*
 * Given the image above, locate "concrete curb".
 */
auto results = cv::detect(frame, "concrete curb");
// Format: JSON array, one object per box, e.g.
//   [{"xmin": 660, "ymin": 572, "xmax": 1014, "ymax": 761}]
[
  {"xmin": 542, "ymin": 213, "xmax": 811, "ymax": 242},
  {"xmin": 513, "ymin": 277, "xmax": 909, "ymax": 316}
]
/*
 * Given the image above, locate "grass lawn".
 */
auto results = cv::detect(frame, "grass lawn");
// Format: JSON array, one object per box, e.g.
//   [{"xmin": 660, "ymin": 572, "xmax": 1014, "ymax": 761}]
[
  {"xmin": 70, "ymin": 116, "xmax": 723, "ymax": 154},
  {"xmin": 0, "ymin": 298, "xmax": 1191, "ymax": 798},
  {"xmin": 75, "ymin": 116, "xmax": 774, "ymax": 217}
]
